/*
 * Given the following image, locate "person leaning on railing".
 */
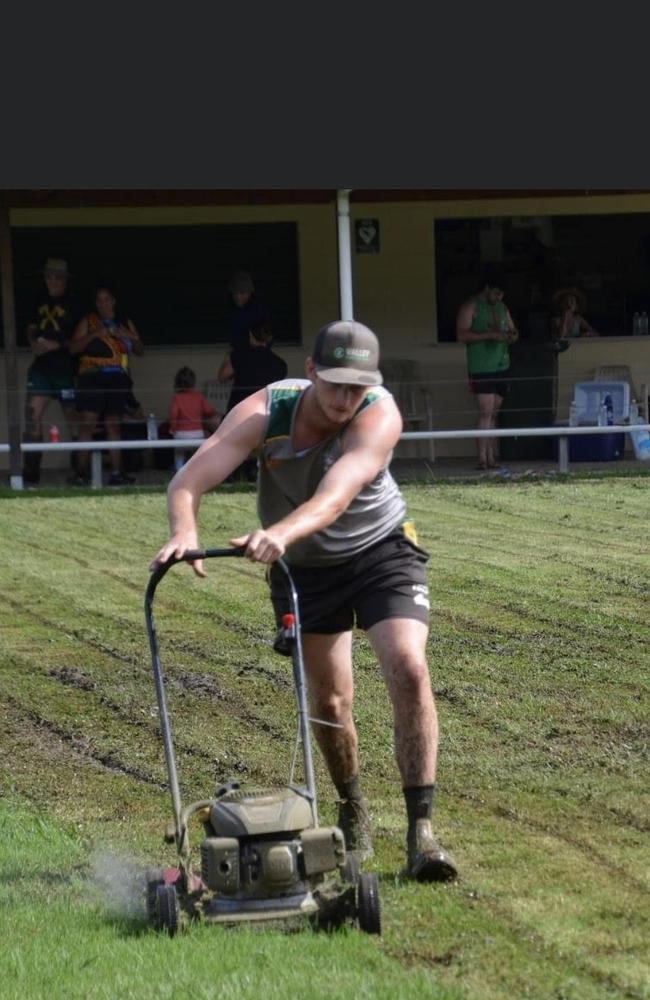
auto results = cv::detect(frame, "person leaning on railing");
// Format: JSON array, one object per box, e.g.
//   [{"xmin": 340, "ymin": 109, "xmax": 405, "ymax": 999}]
[{"xmin": 550, "ymin": 287, "xmax": 598, "ymax": 352}]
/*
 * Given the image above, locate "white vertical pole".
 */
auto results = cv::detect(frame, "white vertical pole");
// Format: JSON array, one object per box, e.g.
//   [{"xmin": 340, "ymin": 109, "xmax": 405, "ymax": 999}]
[{"xmin": 336, "ymin": 189, "xmax": 354, "ymax": 321}]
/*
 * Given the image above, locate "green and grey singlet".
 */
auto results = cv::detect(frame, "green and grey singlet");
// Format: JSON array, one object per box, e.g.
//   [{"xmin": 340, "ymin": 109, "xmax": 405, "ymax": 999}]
[
  {"xmin": 257, "ymin": 379, "xmax": 406, "ymax": 566},
  {"xmin": 466, "ymin": 296, "xmax": 510, "ymax": 375}
]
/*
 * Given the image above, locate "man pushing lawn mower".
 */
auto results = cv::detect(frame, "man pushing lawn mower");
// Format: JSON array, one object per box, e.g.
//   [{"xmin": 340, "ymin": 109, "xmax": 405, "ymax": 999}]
[{"xmin": 151, "ymin": 320, "xmax": 458, "ymax": 883}]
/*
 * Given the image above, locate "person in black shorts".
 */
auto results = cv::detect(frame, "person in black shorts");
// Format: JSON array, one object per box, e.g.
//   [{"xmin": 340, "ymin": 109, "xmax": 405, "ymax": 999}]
[
  {"xmin": 22, "ymin": 258, "xmax": 81, "ymax": 485},
  {"xmin": 467, "ymin": 370, "xmax": 512, "ymax": 400},
  {"xmin": 456, "ymin": 269, "xmax": 519, "ymax": 470},
  {"xmin": 152, "ymin": 320, "xmax": 458, "ymax": 883}
]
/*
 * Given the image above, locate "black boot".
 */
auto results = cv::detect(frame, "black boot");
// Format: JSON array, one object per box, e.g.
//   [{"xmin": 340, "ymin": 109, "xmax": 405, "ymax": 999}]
[
  {"xmin": 406, "ymin": 818, "xmax": 458, "ymax": 882},
  {"xmin": 404, "ymin": 785, "xmax": 458, "ymax": 882}
]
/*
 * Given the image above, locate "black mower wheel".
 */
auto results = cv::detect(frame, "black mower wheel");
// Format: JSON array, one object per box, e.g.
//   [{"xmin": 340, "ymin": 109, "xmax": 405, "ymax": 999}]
[
  {"xmin": 357, "ymin": 872, "xmax": 381, "ymax": 936},
  {"xmin": 145, "ymin": 868, "xmax": 165, "ymax": 925},
  {"xmin": 156, "ymin": 883, "xmax": 180, "ymax": 936},
  {"xmin": 341, "ymin": 853, "xmax": 360, "ymax": 885}
]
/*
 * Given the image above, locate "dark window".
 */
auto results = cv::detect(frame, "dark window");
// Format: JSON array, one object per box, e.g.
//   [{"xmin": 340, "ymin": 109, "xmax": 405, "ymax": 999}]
[
  {"xmin": 435, "ymin": 212, "xmax": 650, "ymax": 342},
  {"xmin": 4, "ymin": 222, "xmax": 301, "ymax": 347}
]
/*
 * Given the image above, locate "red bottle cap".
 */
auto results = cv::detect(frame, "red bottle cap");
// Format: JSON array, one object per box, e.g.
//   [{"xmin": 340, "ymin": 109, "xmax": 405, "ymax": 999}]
[{"xmin": 282, "ymin": 613, "xmax": 295, "ymax": 629}]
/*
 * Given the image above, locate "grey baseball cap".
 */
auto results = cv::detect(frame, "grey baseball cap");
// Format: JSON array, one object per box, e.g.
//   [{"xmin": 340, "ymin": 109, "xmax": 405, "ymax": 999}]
[{"xmin": 312, "ymin": 320, "xmax": 383, "ymax": 386}]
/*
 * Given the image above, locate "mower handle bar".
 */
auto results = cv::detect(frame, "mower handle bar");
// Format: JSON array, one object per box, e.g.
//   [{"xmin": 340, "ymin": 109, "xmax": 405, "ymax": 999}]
[
  {"xmin": 149, "ymin": 546, "xmax": 293, "ymax": 595},
  {"xmin": 144, "ymin": 546, "xmax": 317, "ymax": 852}
]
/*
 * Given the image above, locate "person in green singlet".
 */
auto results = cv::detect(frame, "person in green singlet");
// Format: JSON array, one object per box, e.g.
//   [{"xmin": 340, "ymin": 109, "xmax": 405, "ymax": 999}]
[
  {"xmin": 456, "ymin": 268, "xmax": 519, "ymax": 470},
  {"xmin": 151, "ymin": 321, "xmax": 458, "ymax": 884}
]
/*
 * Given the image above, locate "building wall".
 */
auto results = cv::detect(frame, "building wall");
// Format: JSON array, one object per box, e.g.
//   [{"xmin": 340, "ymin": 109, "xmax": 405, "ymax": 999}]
[{"xmin": 3, "ymin": 192, "xmax": 650, "ymax": 468}]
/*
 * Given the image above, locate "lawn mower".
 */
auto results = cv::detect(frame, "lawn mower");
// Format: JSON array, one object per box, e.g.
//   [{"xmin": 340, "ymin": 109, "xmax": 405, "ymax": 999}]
[{"xmin": 143, "ymin": 547, "xmax": 381, "ymax": 936}]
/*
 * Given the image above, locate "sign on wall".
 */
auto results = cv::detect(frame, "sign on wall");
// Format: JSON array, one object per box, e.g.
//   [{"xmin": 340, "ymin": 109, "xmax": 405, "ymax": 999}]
[{"xmin": 355, "ymin": 218, "xmax": 380, "ymax": 254}]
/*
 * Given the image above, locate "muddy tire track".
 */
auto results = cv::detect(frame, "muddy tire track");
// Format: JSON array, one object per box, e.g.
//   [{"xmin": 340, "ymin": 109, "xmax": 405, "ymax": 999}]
[
  {"xmin": 1, "ymin": 693, "xmax": 165, "ymax": 788},
  {"xmin": 1, "ymin": 592, "xmax": 292, "ymax": 744},
  {"xmin": 45, "ymin": 668, "xmax": 252, "ymax": 775}
]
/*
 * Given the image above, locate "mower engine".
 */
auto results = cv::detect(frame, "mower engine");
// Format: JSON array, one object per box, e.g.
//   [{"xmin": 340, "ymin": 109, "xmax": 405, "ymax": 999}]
[{"xmin": 201, "ymin": 786, "xmax": 345, "ymax": 899}]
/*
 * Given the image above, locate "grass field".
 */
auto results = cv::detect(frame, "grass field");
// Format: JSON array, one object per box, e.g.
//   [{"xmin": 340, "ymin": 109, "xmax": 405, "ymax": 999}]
[{"xmin": 0, "ymin": 474, "xmax": 648, "ymax": 999}]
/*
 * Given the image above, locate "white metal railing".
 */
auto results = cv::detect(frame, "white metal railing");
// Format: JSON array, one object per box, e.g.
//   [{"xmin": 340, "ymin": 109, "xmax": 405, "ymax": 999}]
[{"xmin": 2, "ymin": 423, "xmax": 649, "ymax": 489}]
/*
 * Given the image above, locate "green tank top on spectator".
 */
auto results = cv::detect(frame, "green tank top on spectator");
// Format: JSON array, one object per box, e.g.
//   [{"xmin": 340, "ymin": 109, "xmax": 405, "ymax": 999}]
[{"xmin": 466, "ymin": 296, "xmax": 510, "ymax": 375}]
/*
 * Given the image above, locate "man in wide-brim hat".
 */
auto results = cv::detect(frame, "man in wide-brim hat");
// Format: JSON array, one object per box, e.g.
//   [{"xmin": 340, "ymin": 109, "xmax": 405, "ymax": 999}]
[{"xmin": 22, "ymin": 257, "xmax": 81, "ymax": 485}]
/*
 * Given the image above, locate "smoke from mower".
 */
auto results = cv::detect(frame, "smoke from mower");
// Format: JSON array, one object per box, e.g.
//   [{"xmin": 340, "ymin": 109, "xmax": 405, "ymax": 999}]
[{"xmin": 90, "ymin": 848, "xmax": 145, "ymax": 919}]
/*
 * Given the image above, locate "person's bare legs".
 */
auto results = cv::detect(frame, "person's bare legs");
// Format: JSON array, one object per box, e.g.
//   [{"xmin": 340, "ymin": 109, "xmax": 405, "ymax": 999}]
[
  {"xmin": 62, "ymin": 400, "xmax": 80, "ymax": 473},
  {"xmin": 477, "ymin": 392, "xmax": 499, "ymax": 468},
  {"xmin": 367, "ymin": 617, "xmax": 457, "ymax": 881},
  {"xmin": 488, "ymin": 393, "xmax": 504, "ymax": 467},
  {"xmin": 105, "ymin": 413, "xmax": 124, "ymax": 476},
  {"xmin": 77, "ymin": 410, "xmax": 98, "ymax": 480},
  {"xmin": 302, "ymin": 631, "xmax": 372, "ymax": 856},
  {"xmin": 366, "ymin": 618, "xmax": 437, "ymax": 785},
  {"xmin": 22, "ymin": 394, "xmax": 50, "ymax": 483},
  {"xmin": 302, "ymin": 631, "xmax": 358, "ymax": 783}
]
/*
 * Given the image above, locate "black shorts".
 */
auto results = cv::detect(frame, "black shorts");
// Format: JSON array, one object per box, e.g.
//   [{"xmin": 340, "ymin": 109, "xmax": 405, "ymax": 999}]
[
  {"xmin": 269, "ymin": 527, "xmax": 430, "ymax": 634},
  {"xmin": 469, "ymin": 368, "xmax": 511, "ymax": 398},
  {"xmin": 26, "ymin": 351, "xmax": 76, "ymax": 402},
  {"xmin": 75, "ymin": 370, "xmax": 131, "ymax": 417}
]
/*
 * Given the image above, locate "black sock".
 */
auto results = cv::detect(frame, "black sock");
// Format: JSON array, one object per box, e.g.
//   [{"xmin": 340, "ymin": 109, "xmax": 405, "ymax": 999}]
[
  {"xmin": 403, "ymin": 784, "xmax": 436, "ymax": 835},
  {"xmin": 335, "ymin": 775, "xmax": 363, "ymax": 802}
]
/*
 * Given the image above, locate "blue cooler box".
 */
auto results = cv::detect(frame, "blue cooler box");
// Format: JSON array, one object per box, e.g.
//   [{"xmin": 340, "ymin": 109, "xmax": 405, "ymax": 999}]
[
  {"xmin": 562, "ymin": 380, "xmax": 629, "ymax": 462},
  {"xmin": 568, "ymin": 430, "xmax": 625, "ymax": 462}
]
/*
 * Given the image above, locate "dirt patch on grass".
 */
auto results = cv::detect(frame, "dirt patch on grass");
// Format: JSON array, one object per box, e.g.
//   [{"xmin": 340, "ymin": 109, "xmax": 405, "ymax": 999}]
[
  {"xmin": 176, "ymin": 672, "xmax": 227, "ymax": 699},
  {"xmin": 48, "ymin": 667, "xmax": 97, "ymax": 692}
]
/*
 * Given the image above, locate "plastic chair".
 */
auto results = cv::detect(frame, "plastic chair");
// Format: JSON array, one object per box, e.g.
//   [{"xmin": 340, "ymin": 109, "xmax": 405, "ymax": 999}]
[
  {"xmin": 593, "ymin": 365, "xmax": 649, "ymax": 421},
  {"xmin": 593, "ymin": 365, "xmax": 639, "ymax": 401},
  {"xmin": 381, "ymin": 359, "xmax": 435, "ymax": 462},
  {"xmin": 202, "ymin": 379, "xmax": 231, "ymax": 414}
]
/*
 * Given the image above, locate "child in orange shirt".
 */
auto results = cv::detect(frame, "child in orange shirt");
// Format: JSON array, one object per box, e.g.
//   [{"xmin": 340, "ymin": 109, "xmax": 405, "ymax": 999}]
[{"xmin": 169, "ymin": 367, "xmax": 221, "ymax": 471}]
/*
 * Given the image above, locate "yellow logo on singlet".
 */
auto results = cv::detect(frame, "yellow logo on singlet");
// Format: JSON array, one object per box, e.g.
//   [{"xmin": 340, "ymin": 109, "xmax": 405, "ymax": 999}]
[{"xmin": 402, "ymin": 520, "xmax": 418, "ymax": 545}]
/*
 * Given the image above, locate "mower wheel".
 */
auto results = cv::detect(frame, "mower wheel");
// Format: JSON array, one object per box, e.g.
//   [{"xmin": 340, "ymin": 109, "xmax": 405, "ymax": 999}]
[
  {"xmin": 156, "ymin": 883, "xmax": 180, "ymax": 936},
  {"xmin": 145, "ymin": 868, "xmax": 165, "ymax": 925},
  {"xmin": 357, "ymin": 872, "xmax": 381, "ymax": 936},
  {"xmin": 341, "ymin": 853, "xmax": 360, "ymax": 884}
]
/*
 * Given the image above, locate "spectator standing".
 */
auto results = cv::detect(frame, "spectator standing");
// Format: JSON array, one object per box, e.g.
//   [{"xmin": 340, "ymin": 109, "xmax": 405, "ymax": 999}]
[
  {"xmin": 456, "ymin": 269, "xmax": 519, "ymax": 470},
  {"xmin": 69, "ymin": 286, "xmax": 144, "ymax": 486},
  {"xmin": 218, "ymin": 321, "xmax": 288, "ymax": 411},
  {"xmin": 225, "ymin": 271, "xmax": 270, "ymax": 350},
  {"xmin": 217, "ymin": 321, "xmax": 288, "ymax": 481},
  {"xmin": 169, "ymin": 367, "xmax": 222, "ymax": 472},
  {"xmin": 22, "ymin": 257, "xmax": 81, "ymax": 486}
]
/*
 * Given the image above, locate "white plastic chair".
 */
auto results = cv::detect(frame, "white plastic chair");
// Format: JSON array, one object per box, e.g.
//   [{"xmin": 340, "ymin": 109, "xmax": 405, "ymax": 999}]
[
  {"xmin": 593, "ymin": 365, "xmax": 638, "ymax": 401},
  {"xmin": 381, "ymin": 359, "xmax": 435, "ymax": 462},
  {"xmin": 202, "ymin": 379, "xmax": 232, "ymax": 414}
]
